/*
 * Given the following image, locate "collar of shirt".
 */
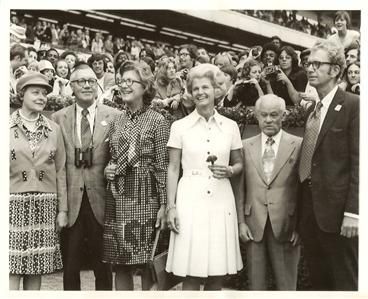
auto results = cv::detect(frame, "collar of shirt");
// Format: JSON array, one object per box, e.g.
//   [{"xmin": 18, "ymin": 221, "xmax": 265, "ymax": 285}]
[
  {"xmin": 188, "ymin": 108, "xmax": 224, "ymax": 131},
  {"xmin": 76, "ymin": 101, "xmax": 97, "ymax": 120},
  {"xmin": 317, "ymin": 85, "xmax": 338, "ymax": 131},
  {"xmin": 261, "ymin": 129, "xmax": 283, "ymax": 157}
]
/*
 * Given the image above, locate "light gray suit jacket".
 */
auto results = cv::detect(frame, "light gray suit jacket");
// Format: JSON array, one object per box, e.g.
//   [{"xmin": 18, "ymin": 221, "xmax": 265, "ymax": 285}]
[
  {"xmin": 52, "ymin": 103, "xmax": 121, "ymax": 227},
  {"xmin": 236, "ymin": 131, "xmax": 302, "ymax": 242}
]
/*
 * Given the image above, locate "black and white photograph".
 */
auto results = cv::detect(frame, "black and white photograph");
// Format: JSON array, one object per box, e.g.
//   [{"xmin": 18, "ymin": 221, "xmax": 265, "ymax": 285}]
[{"xmin": 2, "ymin": 0, "xmax": 367, "ymax": 297}]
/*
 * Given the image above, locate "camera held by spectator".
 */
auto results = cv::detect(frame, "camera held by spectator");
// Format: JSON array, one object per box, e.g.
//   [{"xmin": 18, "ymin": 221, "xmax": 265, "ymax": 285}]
[{"xmin": 264, "ymin": 65, "xmax": 281, "ymax": 81}]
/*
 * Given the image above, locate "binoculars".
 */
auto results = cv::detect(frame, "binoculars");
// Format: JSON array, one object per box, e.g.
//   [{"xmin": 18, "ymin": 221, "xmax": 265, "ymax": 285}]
[{"xmin": 75, "ymin": 148, "xmax": 93, "ymax": 168}]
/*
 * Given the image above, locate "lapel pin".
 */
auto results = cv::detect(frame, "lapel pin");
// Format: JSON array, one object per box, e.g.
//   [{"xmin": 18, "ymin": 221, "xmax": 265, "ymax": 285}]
[
  {"xmin": 335, "ymin": 105, "xmax": 342, "ymax": 111},
  {"xmin": 101, "ymin": 120, "xmax": 108, "ymax": 126}
]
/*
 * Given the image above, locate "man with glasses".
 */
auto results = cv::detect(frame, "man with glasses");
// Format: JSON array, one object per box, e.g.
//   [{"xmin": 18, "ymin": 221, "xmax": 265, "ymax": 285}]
[
  {"xmin": 52, "ymin": 63, "xmax": 120, "ymax": 290},
  {"xmin": 178, "ymin": 44, "xmax": 197, "ymax": 72},
  {"xmin": 298, "ymin": 40, "xmax": 359, "ymax": 290}
]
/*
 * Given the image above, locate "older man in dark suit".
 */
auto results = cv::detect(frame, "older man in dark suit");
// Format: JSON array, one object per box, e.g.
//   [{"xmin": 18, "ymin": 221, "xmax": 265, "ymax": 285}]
[
  {"xmin": 298, "ymin": 40, "xmax": 359, "ymax": 290},
  {"xmin": 52, "ymin": 63, "xmax": 120, "ymax": 290}
]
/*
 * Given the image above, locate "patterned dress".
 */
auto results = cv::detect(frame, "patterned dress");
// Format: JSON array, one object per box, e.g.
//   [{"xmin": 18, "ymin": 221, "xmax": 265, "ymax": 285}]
[
  {"xmin": 102, "ymin": 106, "xmax": 169, "ymax": 265},
  {"xmin": 9, "ymin": 111, "xmax": 63, "ymax": 275}
]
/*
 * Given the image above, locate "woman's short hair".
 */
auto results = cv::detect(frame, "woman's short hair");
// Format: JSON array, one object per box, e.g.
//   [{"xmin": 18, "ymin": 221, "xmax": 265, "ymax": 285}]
[
  {"xmin": 278, "ymin": 45, "xmax": 299, "ymax": 72},
  {"xmin": 335, "ymin": 11, "xmax": 351, "ymax": 28},
  {"xmin": 311, "ymin": 40, "xmax": 346, "ymax": 78},
  {"xmin": 241, "ymin": 59, "xmax": 262, "ymax": 80},
  {"xmin": 119, "ymin": 60, "xmax": 156, "ymax": 105},
  {"xmin": 187, "ymin": 63, "xmax": 223, "ymax": 94}
]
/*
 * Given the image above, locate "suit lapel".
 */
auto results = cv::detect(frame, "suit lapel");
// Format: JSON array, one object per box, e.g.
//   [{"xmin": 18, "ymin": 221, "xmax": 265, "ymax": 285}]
[
  {"xmin": 315, "ymin": 88, "xmax": 345, "ymax": 151},
  {"xmin": 268, "ymin": 132, "xmax": 295, "ymax": 184},
  {"xmin": 248, "ymin": 135, "xmax": 268, "ymax": 185},
  {"xmin": 93, "ymin": 105, "xmax": 109, "ymax": 148},
  {"xmin": 64, "ymin": 104, "xmax": 76, "ymax": 147}
]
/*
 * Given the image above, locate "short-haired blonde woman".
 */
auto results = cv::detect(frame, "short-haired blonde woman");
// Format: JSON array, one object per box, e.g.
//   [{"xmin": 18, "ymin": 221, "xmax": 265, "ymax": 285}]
[
  {"xmin": 165, "ymin": 64, "xmax": 243, "ymax": 290},
  {"xmin": 103, "ymin": 61, "xmax": 169, "ymax": 290}
]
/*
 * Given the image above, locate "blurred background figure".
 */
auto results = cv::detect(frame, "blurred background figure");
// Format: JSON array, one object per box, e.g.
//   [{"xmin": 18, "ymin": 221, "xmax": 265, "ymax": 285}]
[
  {"xmin": 328, "ymin": 11, "xmax": 360, "ymax": 49},
  {"xmin": 10, "ymin": 23, "xmax": 26, "ymax": 45},
  {"xmin": 345, "ymin": 61, "xmax": 360, "ymax": 95}
]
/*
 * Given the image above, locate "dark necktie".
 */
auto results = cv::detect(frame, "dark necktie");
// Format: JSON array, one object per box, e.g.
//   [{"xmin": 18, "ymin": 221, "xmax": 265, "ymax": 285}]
[
  {"xmin": 262, "ymin": 137, "xmax": 275, "ymax": 183},
  {"xmin": 299, "ymin": 101, "xmax": 323, "ymax": 182},
  {"xmin": 81, "ymin": 108, "xmax": 92, "ymax": 151}
]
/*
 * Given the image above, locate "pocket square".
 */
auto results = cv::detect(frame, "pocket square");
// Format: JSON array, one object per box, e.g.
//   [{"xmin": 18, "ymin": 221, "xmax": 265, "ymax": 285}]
[
  {"xmin": 101, "ymin": 120, "xmax": 108, "ymax": 126},
  {"xmin": 104, "ymin": 138, "xmax": 109, "ymax": 142},
  {"xmin": 334, "ymin": 105, "xmax": 342, "ymax": 111},
  {"xmin": 330, "ymin": 127, "xmax": 343, "ymax": 133}
]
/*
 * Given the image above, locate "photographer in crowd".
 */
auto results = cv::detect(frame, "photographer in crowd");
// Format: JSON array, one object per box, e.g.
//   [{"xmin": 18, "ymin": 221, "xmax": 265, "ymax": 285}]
[{"xmin": 269, "ymin": 45, "xmax": 308, "ymax": 105}]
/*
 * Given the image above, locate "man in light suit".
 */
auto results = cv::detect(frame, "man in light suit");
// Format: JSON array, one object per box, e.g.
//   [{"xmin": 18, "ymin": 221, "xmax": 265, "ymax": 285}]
[
  {"xmin": 298, "ymin": 40, "xmax": 359, "ymax": 290},
  {"xmin": 236, "ymin": 94, "xmax": 302, "ymax": 290},
  {"xmin": 52, "ymin": 63, "xmax": 120, "ymax": 290}
]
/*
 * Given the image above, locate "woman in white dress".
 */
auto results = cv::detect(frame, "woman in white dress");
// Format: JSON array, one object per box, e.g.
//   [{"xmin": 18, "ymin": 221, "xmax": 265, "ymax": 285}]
[{"xmin": 165, "ymin": 64, "xmax": 243, "ymax": 290}]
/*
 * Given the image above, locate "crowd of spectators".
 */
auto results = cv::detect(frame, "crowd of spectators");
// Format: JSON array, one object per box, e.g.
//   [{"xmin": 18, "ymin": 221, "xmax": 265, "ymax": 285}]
[
  {"xmin": 10, "ymin": 10, "xmax": 360, "ymax": 112},
  {"xmin": 235, "ymin": 10, "xmax": 335, "ymax": 39},
  {"xmin": 10, "ymin": 12, "xmax": 179, "ymax": 60}
]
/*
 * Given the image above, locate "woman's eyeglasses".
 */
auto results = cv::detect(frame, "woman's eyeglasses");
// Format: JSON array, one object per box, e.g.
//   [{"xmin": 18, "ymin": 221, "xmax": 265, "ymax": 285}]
[{"xmin": 117, "ymin": 78, "xmax": 144, "ymax": 87}]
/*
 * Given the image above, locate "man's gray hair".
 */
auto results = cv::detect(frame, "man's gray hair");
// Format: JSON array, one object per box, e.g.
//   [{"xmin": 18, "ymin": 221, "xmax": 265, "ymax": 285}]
[
  {"xmin": 310, "ymin": 40, "xmax": 346, "ymax": 78},
  {"xmin": 255, "ymin": 94, "xmax": 286, "ymax": 113}
]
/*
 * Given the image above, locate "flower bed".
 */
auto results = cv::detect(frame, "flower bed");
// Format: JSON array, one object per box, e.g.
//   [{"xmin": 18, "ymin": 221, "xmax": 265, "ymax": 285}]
[{"xmin": 10, "ymin": 94, "xmax": 307, "ymax": 131}]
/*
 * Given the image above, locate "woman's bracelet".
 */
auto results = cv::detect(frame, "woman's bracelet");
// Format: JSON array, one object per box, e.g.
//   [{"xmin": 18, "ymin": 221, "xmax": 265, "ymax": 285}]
[{"xmin": 165, "ymin": 204, "xmax": 176, "ymax": 215}]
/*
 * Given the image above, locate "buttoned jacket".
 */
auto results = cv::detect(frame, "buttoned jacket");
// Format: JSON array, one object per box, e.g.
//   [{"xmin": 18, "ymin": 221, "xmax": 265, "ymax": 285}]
[
  {"xmin": 9, "ymin": 110, "xmax": 67, "ymax": 212},
  {"xmin": 236, "ymin": 131, "xmax": 302, "ymax": 242}
]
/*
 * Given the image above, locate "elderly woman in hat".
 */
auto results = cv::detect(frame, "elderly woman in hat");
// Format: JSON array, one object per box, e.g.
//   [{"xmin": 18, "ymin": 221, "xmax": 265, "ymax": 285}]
[{"xmin": 9, "ymin": 72, "xmax": 68, "ymax": 290}]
